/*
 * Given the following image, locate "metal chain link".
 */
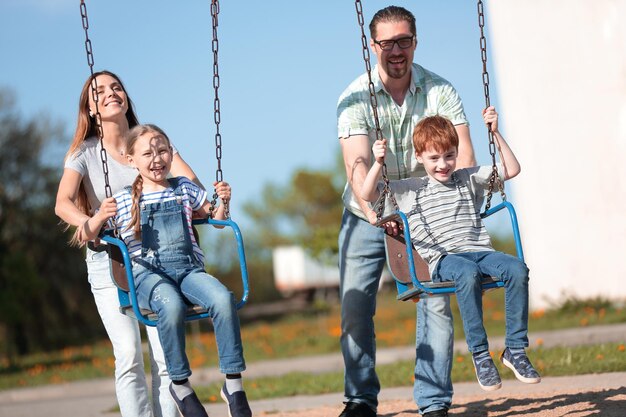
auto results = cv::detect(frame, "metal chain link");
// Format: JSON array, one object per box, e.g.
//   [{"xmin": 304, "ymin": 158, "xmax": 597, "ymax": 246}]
[
  {"xmin": 80, "ymin": 1, "xmax": 122, "ymax": 237},
  {"xmin": 354, "ymin": 0, "xmax": 399, "ymax": 221},
  {"xmin": 80, "ymin": 1, "xmax": 112, "ymax": 201},
  {"xmin": 478, "ymin": 0, "xmax": 506, "ymax": 211},
  {"xmin": 209, "ymin": 0, "xmax": 229, "ymax": 219}
]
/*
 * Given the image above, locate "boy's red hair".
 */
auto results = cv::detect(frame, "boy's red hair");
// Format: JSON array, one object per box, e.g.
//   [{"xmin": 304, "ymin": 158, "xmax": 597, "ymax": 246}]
[{"xmin": 412, "ymin": 115, "xmax": 459, "ymax": 154}]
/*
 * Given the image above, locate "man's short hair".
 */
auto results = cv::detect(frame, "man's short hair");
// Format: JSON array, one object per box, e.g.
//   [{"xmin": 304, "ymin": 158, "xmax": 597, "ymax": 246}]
[{"xmin": 369, "ymin": 6, "xmax": 416, "ymax": 39}]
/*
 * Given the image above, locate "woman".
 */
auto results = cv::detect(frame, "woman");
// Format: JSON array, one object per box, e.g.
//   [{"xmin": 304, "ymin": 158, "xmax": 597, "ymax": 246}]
[{"xmin": 55, "ymin": 70, "xmax": 199, "ymax": 417}]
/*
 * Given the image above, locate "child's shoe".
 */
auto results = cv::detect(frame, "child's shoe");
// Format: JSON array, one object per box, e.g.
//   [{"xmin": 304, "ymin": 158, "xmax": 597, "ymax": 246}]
[
  {"xmin": 221, "ymin": 383, "xmax": 252, "ymax": 417},
  {"xmin": 472, "ymin": 350, "xmax": 502, "ymax": 391},
  {"xmin": 500, "ymin": 347, "xmax": 541, "ymax": 384},
  {"xmin": 169, "ymin": 383, "xmax": 209, "ymax": 417}
]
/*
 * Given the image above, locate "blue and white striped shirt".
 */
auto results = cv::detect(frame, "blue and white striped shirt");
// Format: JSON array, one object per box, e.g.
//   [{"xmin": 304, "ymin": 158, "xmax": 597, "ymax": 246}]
[{"xmin": 112, "ymin": 177, "xmax": 207, "ymax": 263}]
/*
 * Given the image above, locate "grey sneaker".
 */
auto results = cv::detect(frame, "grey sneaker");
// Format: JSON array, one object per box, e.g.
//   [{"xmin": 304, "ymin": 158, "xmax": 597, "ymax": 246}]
[
  {"xmin": 472, "ymin": 352, "xmax": 502, "ymax": 391},
  {"xmin": 500, "ymin": 347, "xmax": 541, "ymax": 384}
]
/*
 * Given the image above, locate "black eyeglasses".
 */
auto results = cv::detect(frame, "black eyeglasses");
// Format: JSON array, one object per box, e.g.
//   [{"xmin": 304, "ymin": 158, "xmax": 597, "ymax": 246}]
[{"xmin": 373, "ymin": 36, "xmax": 415, "ymax": 51}]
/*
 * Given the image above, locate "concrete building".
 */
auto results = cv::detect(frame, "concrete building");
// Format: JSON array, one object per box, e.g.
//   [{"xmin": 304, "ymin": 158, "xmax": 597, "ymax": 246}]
[{"xmin": 488, "ymin": 1, "xmax": 626, "ymax": 308}]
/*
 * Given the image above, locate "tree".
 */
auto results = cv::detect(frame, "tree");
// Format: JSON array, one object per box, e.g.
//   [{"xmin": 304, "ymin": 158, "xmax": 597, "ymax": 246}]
[
  {"xmin": 243, "ymin": 165, "xmax": 345, "ymax": 263},
  {"xmin": 0, "ymin": 88, "xmax": 102, "ymax": 359},
  {"xmin": 192, "ymin": 159, "xmax": 347, "ymax": 304}
]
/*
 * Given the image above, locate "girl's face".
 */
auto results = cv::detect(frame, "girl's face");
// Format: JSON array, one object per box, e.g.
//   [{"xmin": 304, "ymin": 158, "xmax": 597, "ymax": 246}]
[
  {"xmin": 88, "ymin": 74, "xmax": 129, "ymax": 121},
  {"xmin": 127, "ymin": 133, "xmax": 173, "ymax": 191}
]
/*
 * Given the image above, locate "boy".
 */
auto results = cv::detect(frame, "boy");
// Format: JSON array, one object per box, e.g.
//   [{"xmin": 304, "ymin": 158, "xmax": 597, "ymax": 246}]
[{"xmin": 361, "ymin": 107, "xmax": 540, "ymax": 391}]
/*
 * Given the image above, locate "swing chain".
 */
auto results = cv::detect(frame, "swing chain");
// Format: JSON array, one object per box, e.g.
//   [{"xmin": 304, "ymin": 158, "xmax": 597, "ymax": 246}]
[
  {"xmin": 80, "ymin": 1, "xmax": 112, "ymax": 202},
  {"xmin": 209, "ymin": 0, "xmax": 229, "ymax": 219},
  {"xmin": 354, "ymin": 0, "xmax": 399, "ymax": 221},
  {"xmin": 477, "ymin": 0, "xmax": 506, "ymax": 211}
]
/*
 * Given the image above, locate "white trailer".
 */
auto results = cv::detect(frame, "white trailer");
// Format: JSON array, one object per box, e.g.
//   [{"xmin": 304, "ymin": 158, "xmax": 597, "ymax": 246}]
[
  {"xmin": 272, "ymin": 246, "xmax": 339, "ymax": 298},
  {"xmin": 272, "ymin": 245, "xmax": 391, "ymax": 299}
]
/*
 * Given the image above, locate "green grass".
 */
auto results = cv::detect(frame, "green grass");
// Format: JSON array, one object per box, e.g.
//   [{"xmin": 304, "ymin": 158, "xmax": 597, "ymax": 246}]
[
  {"xmin": 195, "ymin": 343, "xmax": 626, "ymax": 403},
  {"xmin": 1, "ymin": 291, "xmax": 625, "ymax": 391}
]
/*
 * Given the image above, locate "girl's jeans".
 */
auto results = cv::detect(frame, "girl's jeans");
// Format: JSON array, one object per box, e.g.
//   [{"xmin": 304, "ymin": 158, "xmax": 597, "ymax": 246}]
[{"xmin": 134, "ymin": 260, "xmax": 246, "ymax": 379}]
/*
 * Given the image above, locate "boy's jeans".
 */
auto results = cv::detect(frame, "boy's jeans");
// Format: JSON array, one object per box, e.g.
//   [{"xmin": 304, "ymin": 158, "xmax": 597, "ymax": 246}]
[{"xmin": 433, "ymin": 251, "xmax": 530, "ymax": 353}]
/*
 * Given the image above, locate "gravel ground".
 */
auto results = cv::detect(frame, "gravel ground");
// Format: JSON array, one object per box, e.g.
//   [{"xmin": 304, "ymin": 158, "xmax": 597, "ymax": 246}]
[{"xmin": 246, "ymin": 372, "xmax": 626, "ymax": 417}]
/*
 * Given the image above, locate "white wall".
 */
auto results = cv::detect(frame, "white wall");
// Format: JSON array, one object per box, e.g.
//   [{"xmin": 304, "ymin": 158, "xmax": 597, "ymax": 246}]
[{"xmin": 487, "ymin": 1, "xmax": 626, "ymax": 308}]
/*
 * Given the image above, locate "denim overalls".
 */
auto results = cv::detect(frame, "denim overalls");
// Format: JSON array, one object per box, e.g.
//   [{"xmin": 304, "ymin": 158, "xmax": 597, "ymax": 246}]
[{"xmin": 132, "ymin": 178, "xmax": 245, "ymax": 380}]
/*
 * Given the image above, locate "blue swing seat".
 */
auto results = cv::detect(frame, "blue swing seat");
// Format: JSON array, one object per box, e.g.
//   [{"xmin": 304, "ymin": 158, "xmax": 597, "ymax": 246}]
[
  {"xmin": 380, "ymin": 201, "xmax": 524, "ymax": 301},
  {"xmin": 100, "ymin": 217, "xmax": 249, "ymax": 327}
]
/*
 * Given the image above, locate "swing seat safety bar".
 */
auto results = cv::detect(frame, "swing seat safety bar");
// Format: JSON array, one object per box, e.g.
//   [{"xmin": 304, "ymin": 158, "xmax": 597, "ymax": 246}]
[
  {"xmin": 379, "ymin": 201, "xmax": 524, "ymax": 301},
  {"xmin": 100, "ymin": 217, "xmax": 249, "ymax": 327}
]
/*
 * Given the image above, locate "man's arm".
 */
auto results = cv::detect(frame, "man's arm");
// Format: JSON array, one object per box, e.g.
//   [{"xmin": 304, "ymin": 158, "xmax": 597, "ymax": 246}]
[
  {"xmin": 454, "ymin": 124, "xmax": 477, "ymax": 169},
  {"xmin": 340, "ymin": 134, "xmax": 378, "ymax": 224}
]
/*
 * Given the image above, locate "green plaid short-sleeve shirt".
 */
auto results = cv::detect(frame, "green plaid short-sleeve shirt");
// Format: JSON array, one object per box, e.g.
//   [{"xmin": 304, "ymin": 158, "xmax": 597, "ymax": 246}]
[{"xmin": 337, "ymin": 63, "xmax": 469, "ymax": 219}]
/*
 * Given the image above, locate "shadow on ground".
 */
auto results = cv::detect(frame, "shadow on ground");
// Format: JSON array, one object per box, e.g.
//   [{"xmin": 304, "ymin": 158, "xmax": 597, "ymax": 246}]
[{"xmin": 377, "ymin": 387, "xmax": 626, "ymax": 417}]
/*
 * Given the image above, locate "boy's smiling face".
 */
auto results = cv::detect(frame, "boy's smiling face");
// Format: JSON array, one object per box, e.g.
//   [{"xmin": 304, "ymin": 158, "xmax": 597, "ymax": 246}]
[{"xmin": 417, "ymin": 146, "xmax": 458, "ymax": 183}]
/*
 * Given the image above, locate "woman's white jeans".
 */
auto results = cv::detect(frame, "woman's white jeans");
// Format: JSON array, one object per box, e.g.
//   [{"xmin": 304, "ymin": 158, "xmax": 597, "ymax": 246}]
[{"xmin": 86, "ymin": 248, "xmax": 179, "ymax": 417}]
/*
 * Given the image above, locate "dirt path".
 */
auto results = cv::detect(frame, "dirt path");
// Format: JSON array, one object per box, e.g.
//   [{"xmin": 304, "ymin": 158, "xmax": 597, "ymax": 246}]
[{"xmin": 242, "ymin": 372, "xmax": 626, "ymax": 417}]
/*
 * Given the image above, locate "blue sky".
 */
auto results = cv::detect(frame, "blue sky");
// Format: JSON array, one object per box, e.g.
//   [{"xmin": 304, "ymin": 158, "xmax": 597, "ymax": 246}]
[{"xmin": 1, "ymin": 0, "xmax": 504, "ymax": 231}]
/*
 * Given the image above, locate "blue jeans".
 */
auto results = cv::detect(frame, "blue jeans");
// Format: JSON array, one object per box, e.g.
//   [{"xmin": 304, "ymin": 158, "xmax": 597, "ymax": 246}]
[
  {"xmin": 338, "ymin": 210, "xmax": 453, "ymax": 414},
  {"xmin": 134, "ymin": 258, "xmax": 246, "ymax": 380},
  {"xmin": 133, "ymin": 183, "xmax": 245, "ymax": 381},
  {"xmin": 432, "ymin": 251, "xmax": 530, "ymax": 353}
]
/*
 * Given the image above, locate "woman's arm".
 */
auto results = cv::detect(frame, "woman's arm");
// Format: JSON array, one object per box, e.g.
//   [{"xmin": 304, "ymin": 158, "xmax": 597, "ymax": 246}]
[
  {"xmin": 55, "ymin": 168, "xmax": 118, "ymax": 241},
  {"xmin": 55, "ymin": 168, "xmax": 90, "ymax": 228}
]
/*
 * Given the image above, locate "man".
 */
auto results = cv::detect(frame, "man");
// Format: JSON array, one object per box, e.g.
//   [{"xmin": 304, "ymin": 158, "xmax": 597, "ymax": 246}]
[{"xmin": 336, "ymin": 6, "xmax": 476, "ymax": 417}]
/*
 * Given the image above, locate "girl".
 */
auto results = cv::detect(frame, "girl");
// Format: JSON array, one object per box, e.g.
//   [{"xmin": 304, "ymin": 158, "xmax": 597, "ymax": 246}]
[
  {"xmin": 55, "ymin": 71, "xmax": 198, "ymax": 417},
  {"xmin": 85, "ymin": 124, "xmax": 251, "ymax": 417}
]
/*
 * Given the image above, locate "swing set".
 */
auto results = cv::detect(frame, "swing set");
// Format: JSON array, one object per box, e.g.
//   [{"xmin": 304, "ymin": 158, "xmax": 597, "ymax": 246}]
[
  {"xmin": 353, "ymin": 0, "xmax": 525, "ymax": 301},
  {"xmin": 78, "ymin": 0, "xmax": 249, "ymax": 327},
  {"xmin": 77, "ymin": 0, "xmax": 523, "ymax": 321}
]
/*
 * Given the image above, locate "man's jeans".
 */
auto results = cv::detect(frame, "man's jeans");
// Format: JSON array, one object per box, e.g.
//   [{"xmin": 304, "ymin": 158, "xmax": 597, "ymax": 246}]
[
  {"xmin": 433, "ymin": 251, "xmax": 530, "ymax": 353},
  {"xmin": 338, "ymin": 210, "xmax": 453, "ymax": 414}
]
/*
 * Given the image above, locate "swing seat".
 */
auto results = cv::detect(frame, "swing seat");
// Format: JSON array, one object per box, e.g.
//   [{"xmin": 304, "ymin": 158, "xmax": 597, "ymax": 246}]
[
  {"xmin": 100, "ymin": 217, "xmax": 249, "ymax": 327},
  {"xmin": 120, "ymin": 304, "xmax": 210, "ymax": 323},
  {"xmin": 378, "ymin": 201, "xmax": 524, "ymax": 301}
]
